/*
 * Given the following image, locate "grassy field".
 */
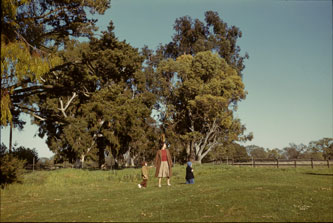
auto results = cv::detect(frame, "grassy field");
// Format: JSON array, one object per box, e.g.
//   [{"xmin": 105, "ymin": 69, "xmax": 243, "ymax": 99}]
[{"xmin": 1, "ymin": 164, "xmax": 332, "ymax": 222}]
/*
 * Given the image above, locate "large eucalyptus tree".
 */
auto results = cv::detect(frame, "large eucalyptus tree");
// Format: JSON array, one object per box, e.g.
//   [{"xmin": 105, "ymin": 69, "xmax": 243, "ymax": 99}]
[
  {"xmin": 35, "ymin": 23, "xmax": 157, "ymax": 167},
  {"xmin": 144, "ymin": 11, "xmax": 252, "ymax": 162}
]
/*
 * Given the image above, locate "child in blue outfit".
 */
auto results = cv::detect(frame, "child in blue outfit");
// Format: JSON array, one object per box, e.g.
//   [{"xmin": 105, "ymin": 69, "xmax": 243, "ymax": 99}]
[{"xmin": 185, "ymin": 161, "xmax": 194, "ymax": 184}]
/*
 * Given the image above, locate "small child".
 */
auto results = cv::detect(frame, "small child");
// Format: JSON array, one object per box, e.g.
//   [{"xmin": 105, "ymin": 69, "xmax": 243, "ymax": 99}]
[
  {"xmin": 185, "ymin": 161, "xmax": 194, "ymax": 184},
  {"xmin": 138, "ymin": 161, "xmax": 149, "ymax": 188}
]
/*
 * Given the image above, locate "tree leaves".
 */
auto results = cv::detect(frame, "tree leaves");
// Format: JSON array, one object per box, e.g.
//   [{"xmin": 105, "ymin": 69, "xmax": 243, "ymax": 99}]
[
  {"xmin": 1, "ymin": 0, "xmax": 110, "ymax": 127},
  {"xmin": 164, "ymin": 11, "xmax": 248, "ymax": 76},
  {"xmin": 1, "ymin": 40, "xmax": 62, "ymax": 125},
  {"xmin": 156, "ymin": 50, "xmax": 250, "ymax": 162},
  {"xmin": 34, "ymin": 25, "xmax": 157, "ymax": 165}
]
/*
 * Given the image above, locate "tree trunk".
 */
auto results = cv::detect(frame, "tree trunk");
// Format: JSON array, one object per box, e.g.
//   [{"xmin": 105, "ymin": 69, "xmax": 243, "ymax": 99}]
[
  {"xmin": 192, "ymin": 158, "xmax": 202, "ymax": 164},
  {"xmin": 130, "ymin": 157, "xmax": 135, "ymax": 167},
  {"xmin": 80, "ymin": 154, "xmax": 85, "ymax": 168},
  {"xmin": 98, "ymin": 146, "xmax": 105, "ymax": 168},
  {"xmin": 196, "ymin": 154, "xmax": 204, "ymax": 164},
  {"xmin": 193, "ymin": 142, "xmax": 217, "ymax": 164},
  {"xmin": 123, "ymin": 147, "xmax": 131, "ymax": 167},
  {"xmin": 9, "ymin": 121, "xmax": 13, "ymax": 153},
  {"xmin": 186, "ymin": 144, "xmax": 190, "ymax": 158},
  {"xmin": 189, "ymin": 140, "xmax": 196, "ymax": 161},
  {"xmin": 123, "ymin": 147, "xmax": 137, "ymax": 167}
]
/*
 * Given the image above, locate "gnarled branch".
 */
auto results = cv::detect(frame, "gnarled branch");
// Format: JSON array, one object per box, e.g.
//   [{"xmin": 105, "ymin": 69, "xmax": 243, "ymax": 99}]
[{"xmin": 58, "ymin": 92, "xmax": 77, "ymax": 117}]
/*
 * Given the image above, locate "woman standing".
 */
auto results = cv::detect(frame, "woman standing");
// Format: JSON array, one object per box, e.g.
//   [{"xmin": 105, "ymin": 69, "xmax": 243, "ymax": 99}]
[{"xmin": 154, "ymin": 141, "xmax": 173, "ymax": 187}]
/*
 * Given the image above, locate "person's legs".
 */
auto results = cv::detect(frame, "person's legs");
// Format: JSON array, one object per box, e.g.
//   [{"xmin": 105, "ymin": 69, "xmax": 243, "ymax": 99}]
[
  {"xmin": 186, "ymin": 179, "xmax": 194, "ymax": 184},
  {"xmin": 139, "ymin": 179, "xmax": 147, "ymax": 188},
  {"xmin": 167, "ymin": 177, "xmax": 171, "ymax": 186},
  {"xmin": 158, "ymin": 178, "xmax": 162, "ymax": 187},
  {"xmin": 142, "ymin": 179, "xmax": 147, "ymax": 188}
]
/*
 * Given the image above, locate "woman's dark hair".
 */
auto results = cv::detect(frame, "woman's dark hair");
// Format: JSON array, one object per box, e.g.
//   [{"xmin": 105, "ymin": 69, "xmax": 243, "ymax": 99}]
[{"xmin": 159, "ymin": 133, "xmax": 166, "ymax": 148}]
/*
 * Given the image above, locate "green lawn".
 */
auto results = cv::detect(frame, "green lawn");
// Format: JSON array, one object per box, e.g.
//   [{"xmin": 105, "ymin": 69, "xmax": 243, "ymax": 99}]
[{"xmin": 1, "ymin": 164, "xmax": 332, "ymax": 222}]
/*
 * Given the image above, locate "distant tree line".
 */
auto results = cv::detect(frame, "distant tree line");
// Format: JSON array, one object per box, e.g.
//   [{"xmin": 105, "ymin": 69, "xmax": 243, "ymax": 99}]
[
  {"xmin": 201, "ymin": 137, "xmax": 332, "ymax": 162},
  {"xmin": 245, "ymin": 138, "xmax": 332, "ymax": 160}
]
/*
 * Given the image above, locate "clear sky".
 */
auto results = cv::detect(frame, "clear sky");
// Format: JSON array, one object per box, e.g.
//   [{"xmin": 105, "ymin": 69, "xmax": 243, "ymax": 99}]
[{"xmin": 1, "ymin": 0, "xmax": 332, "ymax": 158}]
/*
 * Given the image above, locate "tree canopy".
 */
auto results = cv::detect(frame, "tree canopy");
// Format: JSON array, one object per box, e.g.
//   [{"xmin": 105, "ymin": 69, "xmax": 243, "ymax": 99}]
[
  {"xmin": 154, "ymin": 51, "xmax": 251, "ymax": 163},
  {"xmin": 163, "ymin": 11, "xmax": 248, "ymax": 76},
  {"xmin": 32, "ymin": 23, "xmax": 157, "ymax": 166},
  {"xmin": 1, "ymin": 0, "xmax": 110, "ymax": 126},
  {"xmin": 144, "ymin": 11, "xmax": 252, "ymax": 163}
]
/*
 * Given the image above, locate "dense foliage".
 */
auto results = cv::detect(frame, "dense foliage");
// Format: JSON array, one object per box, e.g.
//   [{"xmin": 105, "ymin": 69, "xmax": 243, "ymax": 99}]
[
  {"xmin": 154, "ymin": 51, "xmax": 250, "ymax": 163},
  {"xmin": 11, "ymin": 146, "xmax": 39, "ymax": 165},
  {"xmin": 143, "ymin": 11, "xmax": 252, "ymax": 163},
  {"xmin": 1, "ymin": 0, "xmax": 110, "ymax": 156},
  {"xmin": 1, "ymin": 0, "xmax": 110, "ymax": 124},
  {"xmin": 33, "ymin": 23, "xmax": 158, "ymax": 167},
  {"xmin": 0, "ymin": 144, "xmax": 26, "ymax": 188}
]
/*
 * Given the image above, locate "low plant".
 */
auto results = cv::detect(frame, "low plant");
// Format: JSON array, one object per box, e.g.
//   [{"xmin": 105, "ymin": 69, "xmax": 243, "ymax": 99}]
[{"xmin": 0, "ymin": 153, "xmax": 26, "ymax": 188}]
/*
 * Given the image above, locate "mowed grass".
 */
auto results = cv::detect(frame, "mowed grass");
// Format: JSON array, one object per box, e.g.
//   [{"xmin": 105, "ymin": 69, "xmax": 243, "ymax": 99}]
[{"xmin": 1, "ymin": 164, "xmax": 332, "ymax": 222}]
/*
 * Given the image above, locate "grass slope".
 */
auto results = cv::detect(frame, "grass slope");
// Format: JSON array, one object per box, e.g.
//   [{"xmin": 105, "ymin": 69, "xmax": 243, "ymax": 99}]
[{"xmin": 1, "ymin": 164, "xmax": 332, "ymax": 222}]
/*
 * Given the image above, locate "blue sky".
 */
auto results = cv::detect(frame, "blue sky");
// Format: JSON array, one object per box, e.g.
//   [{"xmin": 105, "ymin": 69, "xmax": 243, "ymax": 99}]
[{"xmin": 1, "ymin": 0, "xmax": 332, "ymax": 158}]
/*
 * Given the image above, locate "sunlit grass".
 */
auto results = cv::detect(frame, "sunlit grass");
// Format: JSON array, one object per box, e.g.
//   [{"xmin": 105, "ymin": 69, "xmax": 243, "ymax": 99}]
[{"xmin": 1, "ymin": 164, "xmax": 332, "ymax": 222}]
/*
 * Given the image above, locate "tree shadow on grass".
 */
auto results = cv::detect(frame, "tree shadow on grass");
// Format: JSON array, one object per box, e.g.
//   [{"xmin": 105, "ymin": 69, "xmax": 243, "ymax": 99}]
[{"xmin": 304, "ymin": 172, "xmax": 333, "ymax": 176}]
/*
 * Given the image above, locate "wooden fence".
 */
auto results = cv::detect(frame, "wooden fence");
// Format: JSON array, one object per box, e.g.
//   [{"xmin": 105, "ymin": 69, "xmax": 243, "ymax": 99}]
[
  {"xmin": 26, "ymin": 158, "xmax": 331, "ymax": 171},
  {"xmin": 25, "ymin": 160, "xmax": 75, "ymax": 171},
  {"xmin": 208, "ymin": 158, "xmax": 331, "ymax": 168}
]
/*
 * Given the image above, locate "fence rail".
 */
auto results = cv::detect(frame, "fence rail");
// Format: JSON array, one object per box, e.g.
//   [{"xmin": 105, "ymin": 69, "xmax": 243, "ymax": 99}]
[
  {"xmin": 25, "ymin": 161, "xmax": 75, "ymax": 171},
  {"xmin": 207, "ymin": 158, "xmax": 331, "ymax": 168},
  {"xmin": 25, "ymin": 158, "xmax": 331, "ymax": 171}
]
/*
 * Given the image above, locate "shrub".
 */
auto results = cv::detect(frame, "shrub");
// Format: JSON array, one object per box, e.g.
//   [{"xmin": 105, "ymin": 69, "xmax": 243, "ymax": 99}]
[
  {"xmin": 0, "ymin": 153, "xmax": 26, "ymax": 188},
  {"xmin": 11, "ymin": 146, "xmax": 38, "ymax": 166}
]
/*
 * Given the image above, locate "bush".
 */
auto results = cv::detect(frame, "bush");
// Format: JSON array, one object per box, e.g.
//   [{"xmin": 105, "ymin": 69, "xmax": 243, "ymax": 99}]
[
  {"xmin": 11, "ymin": 146, "xmax": 38, "ymax": 166},
  {"xmin": 0, "ymin": 153, "xmax": 26, "ymax": 188}
]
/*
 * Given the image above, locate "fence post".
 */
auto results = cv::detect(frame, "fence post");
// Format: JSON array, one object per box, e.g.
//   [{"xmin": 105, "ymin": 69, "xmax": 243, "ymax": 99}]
[
  {"xmin": 311, "ymin": 158, "xmax": 314, "ymax": 169},
  {"xmin": 232, "ymin": 158, "xmax": 234, "ymax": 166},
  {"xmin": 252, "ymin": 157, "xmax": 256, "ymax": 168},
  {"xmin": 327, "ymin": 159, "xmax": 330, "ymax": 168},
  {"xmin": 227, "ymin": 156, "xmax": 229, "ymax": 165},
  {"xmin": 33, "ymin": 157, "xmax": 35, "ymax": 172},
  {"xmin": 294, "ymin": 160, "xmax": 296, "ymax": 168},
  {"xmin": 276, "ymin": 159, "xmax": 279, "ymax": 168}
]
